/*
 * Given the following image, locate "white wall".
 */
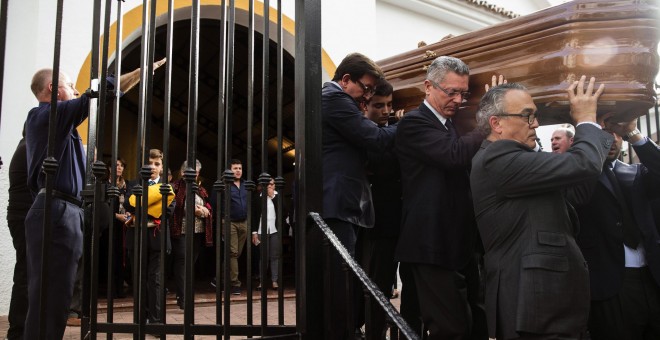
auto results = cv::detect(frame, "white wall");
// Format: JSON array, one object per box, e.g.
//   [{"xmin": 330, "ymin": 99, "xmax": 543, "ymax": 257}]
[
  {"xmin": 372, "ymin": 1, "xmax": 469, "ymax": 61},
  {"xmin": 0, "ymin": 0, "xmax": 574, "ymax": 315}
]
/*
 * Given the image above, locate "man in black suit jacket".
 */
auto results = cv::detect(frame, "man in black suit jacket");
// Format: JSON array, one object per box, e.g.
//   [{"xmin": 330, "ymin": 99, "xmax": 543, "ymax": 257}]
[
  {"xmin": 470, "ymin": 78, "xmax": 613, "ymax": 339},
  {"xmin": 575, "ymin": 117, "xmax": 660, "ymax": 340},
  {"xmin": 395, "ymin": 56, "xmax": 486, "ymax": 339},
  {"xmin": 312, "ymin": 52, "xmax": 396, "ymax": 340},
  {"xmin": 356, "ymin": 78, "xmax": 403, "ymax": 339}
]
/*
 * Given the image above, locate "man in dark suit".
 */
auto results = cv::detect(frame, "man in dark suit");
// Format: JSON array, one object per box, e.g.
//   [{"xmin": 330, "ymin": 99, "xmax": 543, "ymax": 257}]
[
  {"xmin": 574, "ymin": 116, "xmax": 660, "ymax": 340},
  {"xmin": 312, "ymin": 52, "xmax": 396, "ymax": 340},
  {"xmin": 357, "ymin": 78, "xmax": 403, "ymax": 339},
  {"xmin": 395, "ymin": 56, "xmax": 486, "ymax": 339},
  {"xmin": 470, "ymin": 77, "xmax": 613, "ymax": 340}
]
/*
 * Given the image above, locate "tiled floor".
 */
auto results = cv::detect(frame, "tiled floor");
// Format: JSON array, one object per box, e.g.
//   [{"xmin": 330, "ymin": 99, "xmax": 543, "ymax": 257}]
[
  {"xmin": 0, "ymin": 288, "xmax": 299, "ymax": 339},
  {"xmin": 0, "ymin": 287, "xmax": 404, "ymax": 339}
]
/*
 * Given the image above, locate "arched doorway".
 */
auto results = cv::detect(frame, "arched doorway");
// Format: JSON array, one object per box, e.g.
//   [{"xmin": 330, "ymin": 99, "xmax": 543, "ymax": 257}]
[{"xmin": 103, "ymin": 18, "xmax": 297, "ymax": 187}]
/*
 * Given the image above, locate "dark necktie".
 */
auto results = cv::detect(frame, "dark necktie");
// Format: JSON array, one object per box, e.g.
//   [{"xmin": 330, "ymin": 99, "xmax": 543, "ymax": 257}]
[
  {"xmin": 148, "ymin": 179, "xmax": 156, "ymax": 186},
  {"xmin": 445, "ymin": 119, "xmax": 458, "ymax": 139},
  {"xmin": 603, "ymin": 164, "xmax": 641, "ymax": 249}
]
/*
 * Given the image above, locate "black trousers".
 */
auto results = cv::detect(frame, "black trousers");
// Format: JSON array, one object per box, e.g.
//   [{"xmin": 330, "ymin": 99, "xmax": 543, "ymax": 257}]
[
  {"xmin": 402, "ymin": 257, "xmax": 487, "ymax": 340},
  {"xmin": 357, "ymin": 234, "xmax": 399, "ymax": 339},
  {"xmin": 7, "ymin": 217, "xmax": 28, "ymax": 340},
  {"xmin": 171, "ymin": 233, "xmax": 203, "ymax": 301},
  {"xmin": 410, "ymin": 263, "xmax": 471, "ymax": 340},
  {"xmin": 399, "ymin": 263, "xmax": 423, "ymax": 337},
  {"xmin": 24, "ymin": 195, "xmax": 83, "ymax": 339},
  {"xmin": 307, "ymin": 218, "xmax": 358, "ymax": 340},
  {"xmin": 589, "ymin": 267, "xmax": 660, "ymax": 340},
  {"xmin": 126, "ymin": 226, "xmax": 164, "ymax": 323}
]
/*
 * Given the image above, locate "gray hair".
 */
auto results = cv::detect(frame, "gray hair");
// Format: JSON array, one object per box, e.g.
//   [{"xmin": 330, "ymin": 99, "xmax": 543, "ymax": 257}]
[
  {"xmin": 426, "ymin": 56, "xmax": 469, "ymax": 83},
  {"xmin": 476, "ymin": 83, "xmax": 528, "ymax": 135},
  {"xmin": 180, "ymin": 159, "xmax": 202, "ymax": 174},
  {"xmin": 553, "ymin": 126, "xmax": 574, "ymax": 139}
]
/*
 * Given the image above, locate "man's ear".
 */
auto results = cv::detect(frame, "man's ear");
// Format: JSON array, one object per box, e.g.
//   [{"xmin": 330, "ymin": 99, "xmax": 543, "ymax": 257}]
[
  {"xmin": 489, "ymin": 116, "xmax": 502, "ymax": 134},
  {"xmin": 423, "ymin": 79, "xmax": 433, "ymax": 97},
  {"xmin": 359, "ymin": 101, "xmax": 368, "ymax": 112},
  {"xmin": 340, "ymin": 74, "xmax": 351, "ymax": 87}
]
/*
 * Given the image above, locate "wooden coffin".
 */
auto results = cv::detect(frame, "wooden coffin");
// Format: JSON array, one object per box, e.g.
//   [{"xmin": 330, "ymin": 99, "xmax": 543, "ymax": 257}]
[{"xmin": 377, "ymin": 0, "xmax": 660, "ymax": 128}]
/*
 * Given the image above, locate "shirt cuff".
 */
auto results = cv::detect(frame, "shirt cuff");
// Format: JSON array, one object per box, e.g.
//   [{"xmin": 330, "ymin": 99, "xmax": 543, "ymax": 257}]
[
  {"xmin": 632, "ymin": 136, "xmax": 649, "ymax": 147},
  {"xmin": 576, "ymin": 122, "xmax": 601, "ymax": 129}
]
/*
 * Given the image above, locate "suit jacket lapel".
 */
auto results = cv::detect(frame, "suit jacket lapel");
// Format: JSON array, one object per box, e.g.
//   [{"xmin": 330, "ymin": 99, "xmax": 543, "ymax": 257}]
[
  {"xmin": 613, "ymin": 160, "xmax": 636, "ymax": 188},
  {"xmin": 598, "ymin": 172, "xmax": 616, "ymax": 197},
  {"xmin": 418, "ymin": 103, "xmax": 448, "ymax": 132}
]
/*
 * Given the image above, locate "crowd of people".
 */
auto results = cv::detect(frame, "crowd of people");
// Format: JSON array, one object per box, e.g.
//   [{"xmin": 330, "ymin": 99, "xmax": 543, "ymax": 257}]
[
  {"xmin": 317, "ymin": 52, "xmax": 660, "ymax": 340},
  {"xmin": 5, "ymin": 51, "xmax": 660, "ymax": 340}
]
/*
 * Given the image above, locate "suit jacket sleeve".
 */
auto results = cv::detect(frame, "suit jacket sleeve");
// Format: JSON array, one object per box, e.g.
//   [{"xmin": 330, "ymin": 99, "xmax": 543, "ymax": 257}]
[
  {"xmin": 396, "ymin": 109, "xmax": 484, "ymax": 170},
  {"xmin": 634, "ymin": 140, "xmax": 660, "ymax": 197},
  {"xmin": 483, "ymin": 124, "xmax": 613, "ymax": 198},
  {"xmin": 323, "ymin": 86, "xmax": 396, "ymax": 154}
]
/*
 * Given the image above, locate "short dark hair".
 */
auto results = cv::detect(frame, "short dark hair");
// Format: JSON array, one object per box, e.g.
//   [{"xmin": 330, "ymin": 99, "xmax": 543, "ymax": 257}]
[
  {"xmin": 373, "ymin": 78, "xmax": 393, "ymax": 98},
  {"xmin": 331, "ymin": 53, "xmax": 384, "ymax": 82},
  {"xmin": 149, "ymin": 149, "xmax": 163, "ymax": 160},
  {"xmin": 476, "ymin": 83, "xmax": 528, "ymax": 135},
  {"xmin": 230, "ymin": 159, "xmax": 242, "ymax": 166}
]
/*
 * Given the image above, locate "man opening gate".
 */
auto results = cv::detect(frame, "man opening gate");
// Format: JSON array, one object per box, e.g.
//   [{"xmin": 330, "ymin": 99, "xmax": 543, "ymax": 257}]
[{"xmin": 0, "ymin": 0, "xmax": 419, "ymax": 339}]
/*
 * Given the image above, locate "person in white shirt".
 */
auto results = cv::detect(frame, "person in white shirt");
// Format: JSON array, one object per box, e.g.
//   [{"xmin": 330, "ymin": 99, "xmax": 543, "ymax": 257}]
[{"xmin": 251, "ymin": 178, "xmax": 286, "ymax": 290}]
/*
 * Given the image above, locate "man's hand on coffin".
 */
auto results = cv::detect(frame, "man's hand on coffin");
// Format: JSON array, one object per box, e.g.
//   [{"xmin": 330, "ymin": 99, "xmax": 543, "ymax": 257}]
[
  {"xmin": 567, "ymin": 75, "xmax": 604, "ymax": 124},
  {"xmin": 484, "ymin": 74, "xmax": 507, "ymax": 92}
]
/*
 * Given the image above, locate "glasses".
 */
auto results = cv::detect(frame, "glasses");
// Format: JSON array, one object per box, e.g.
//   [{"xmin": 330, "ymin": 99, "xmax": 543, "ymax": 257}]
[
  {"xmin": 355, "ymin": 79, "xmax": 375, "ymax": 96},
  {"xmin": 429, "ymin": 80, "xmax": 470, "ymax": 100},
  {"xmin": 495, "ymin": 112, "xmax": 538, "ymax": 126}
]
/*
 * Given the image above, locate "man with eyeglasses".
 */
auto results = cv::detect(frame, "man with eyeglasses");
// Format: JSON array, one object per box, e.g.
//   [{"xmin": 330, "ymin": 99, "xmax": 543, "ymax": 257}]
[
  {"xmin": 311, "ymin": 52, "xmax": 396, "ymax": 340},
  {"xmin": 394, "ymin": 55, "xmax": 488, "ymax": 339},
  {"xmin": 470, "ymin": 77, "xmax": 614, "ymax": 340}
]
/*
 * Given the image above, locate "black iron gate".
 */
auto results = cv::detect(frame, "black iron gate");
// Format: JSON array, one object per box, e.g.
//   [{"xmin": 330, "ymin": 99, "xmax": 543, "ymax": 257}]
[{"xmin": 25, "ymin": 0, "xmax": 318, "ymax": 338}]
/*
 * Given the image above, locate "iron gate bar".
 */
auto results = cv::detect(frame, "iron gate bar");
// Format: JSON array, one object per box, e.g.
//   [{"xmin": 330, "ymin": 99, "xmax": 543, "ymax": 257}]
[
  {"xmin": 223, "ymin": 1, "xmax": 237, "ymax": 338},
  {"xmin": 160, "ymin": 0, "xmax": 174, "ymax": 336},
  {"xmin": 134, "ymin": 0, "xmax": 155, "ymax": 337},
  {"xmin": 309, "ymin": 212, "xmax": 420, "ymax": 340},
  {"xmin": 89, "ymin": 0, "xmax": 115, "ymax": 337},
  {"xmin": 649, "ymin": 84, "xmax": 660, "ymax": 143},
  {"xmin": 214, "ymin": 0, "xmax": 227, "ymax": 332},
  {"xmin": 106, "ymin": 0, "xmax": 125, "ymax": 335},
  {"xmin": 146, "ymin": 0, "xmax": 162, "ymax": 337},
  {"xmin": 246, "ymin": 0, "xmax": 255, "ymax": 329},
  {"xmin": 184, "ymin": 0, "xmax": 201, "ymax": 338},
  {"xmin": 293, "ymin": 0, "xmax": 323, "ymax": 338},
  {"xmin": 0, "ymin": 0, "xmax": 8, "ymax": 135},
  {"xmin": 275, "ymin": 0, "xmax": 285, "ymax": 325},
  {"xmin": 259, "ymin": 0, "xmax": 271, "ymax": 335},
  {"xmin": 646, "ymin": 112, "xmax": 652, "ymax": 142},
  {"xmin": 83, "ymin": 0, "xmax": 103, "ymax": 333},
  {"xmin": 653, "ymin": 95, "xmax": 660, "ymax": 143},
  {"xmin": 37, "ymin": 0, "xmax": 65, "ymax": 338}
]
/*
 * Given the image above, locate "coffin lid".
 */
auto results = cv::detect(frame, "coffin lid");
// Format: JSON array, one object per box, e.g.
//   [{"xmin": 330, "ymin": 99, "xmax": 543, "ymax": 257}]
[{"xmin": 377, "ymin": 0, "xmax": 660, "ymax": 128}]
